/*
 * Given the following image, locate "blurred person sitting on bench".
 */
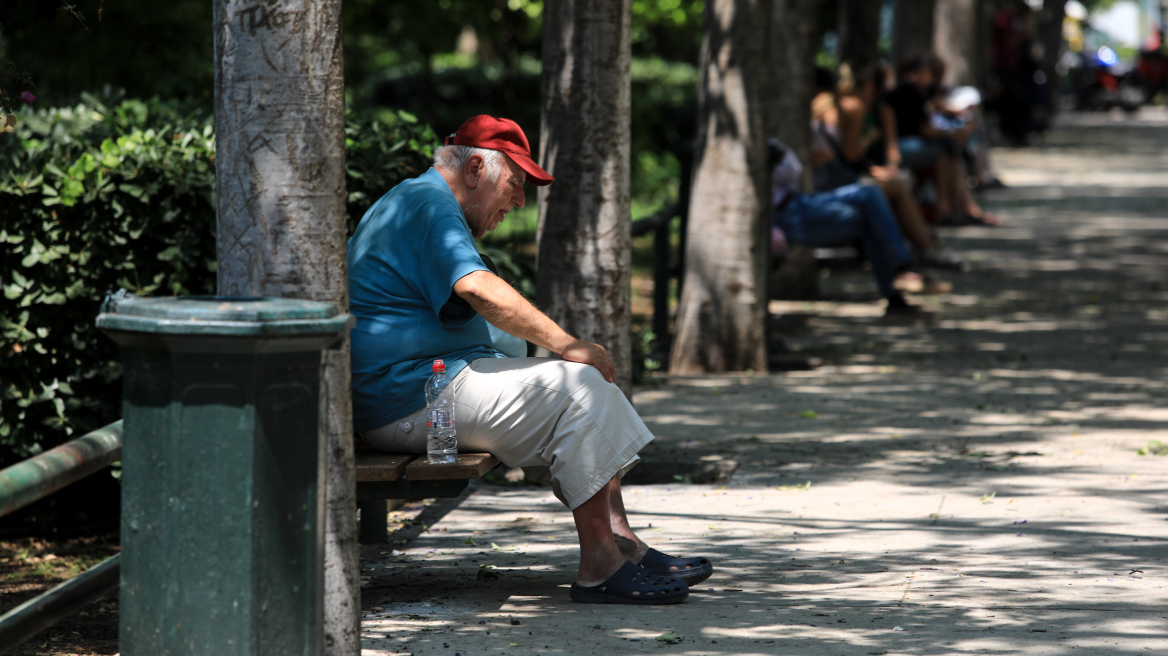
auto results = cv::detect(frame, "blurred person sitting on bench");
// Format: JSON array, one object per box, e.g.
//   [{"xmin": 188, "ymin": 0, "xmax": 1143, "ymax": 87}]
[
  {"xmin": 811, "ymin": 63, "xmax": 964, "ymax": 276},
  {"xmin": 771, "ymin": 140, "xmax": 931, "ymax": 318},
  {"xmin": 347, "ymin": 115, "xmax": 710, "ymax": 605},
  {"xmin": 886, "ymin": 55, "xmax": 1001, "ymax": 226}
]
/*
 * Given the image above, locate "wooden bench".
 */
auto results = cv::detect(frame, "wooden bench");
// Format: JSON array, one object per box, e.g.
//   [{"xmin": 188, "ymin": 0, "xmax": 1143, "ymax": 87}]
[{"xmin": 355, "ymin": 450, "xmax": 499, "ymax": 543}]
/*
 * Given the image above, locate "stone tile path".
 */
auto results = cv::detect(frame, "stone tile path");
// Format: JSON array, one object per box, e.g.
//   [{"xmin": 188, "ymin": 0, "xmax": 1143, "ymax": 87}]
[{"xmin": 359, "ymin": 111, "xmax": 1168, "ymax": 655}]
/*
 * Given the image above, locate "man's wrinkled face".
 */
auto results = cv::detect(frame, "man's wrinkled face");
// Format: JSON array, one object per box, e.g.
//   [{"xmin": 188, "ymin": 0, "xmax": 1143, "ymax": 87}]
[{"xmin": 464, "ymin": 155, "xmax": 526, "ymax": 238}]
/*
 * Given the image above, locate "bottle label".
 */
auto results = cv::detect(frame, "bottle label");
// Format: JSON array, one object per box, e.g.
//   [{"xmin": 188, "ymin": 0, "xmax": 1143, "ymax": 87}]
[{"xmin": 429, "ymin": 408, "xmax": 454, "ymax": 429}]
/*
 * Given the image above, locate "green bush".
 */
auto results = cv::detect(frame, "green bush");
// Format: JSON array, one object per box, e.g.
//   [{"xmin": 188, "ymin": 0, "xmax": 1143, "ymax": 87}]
[
  {"xmin": 1, "ymin": 91, "xmax": 218, "ymax": 462},
  {"xmin": 354, "ymin": 56, "xmax": 698, "ymax": 213},
  {"xmin": 0, "ymin": 94, "xmax": 441, "ymax": 465},
  {"xmin": 344, "ymin": 109, "xmax": 439, "ymax": 235}
]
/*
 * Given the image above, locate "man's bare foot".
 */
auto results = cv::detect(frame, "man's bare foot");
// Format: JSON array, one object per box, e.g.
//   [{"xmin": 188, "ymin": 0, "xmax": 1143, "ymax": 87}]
[
  {"xmin": 893, "ymin": 271, "xmax": 924, "ymax": 293},
  {"xmin": 575, "ymin": 542, "xmax": 627, "ymax": 587},
  {"xmin": 965, "ymin": 212, "xmax": 1002, "ymax": 226},
  {"xmin": 614, "ymin": 534, "xmax": 650, "ymax": 563}
]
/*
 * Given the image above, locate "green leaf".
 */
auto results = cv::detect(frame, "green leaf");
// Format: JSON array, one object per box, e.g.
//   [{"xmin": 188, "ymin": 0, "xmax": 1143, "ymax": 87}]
[
  {"xmin": 656, "ymin": 632, "xmax": 683, "ymax": 644},
  {"xmin": 59, "ymin": 178, "xmax": 84, "ymax": 206}
]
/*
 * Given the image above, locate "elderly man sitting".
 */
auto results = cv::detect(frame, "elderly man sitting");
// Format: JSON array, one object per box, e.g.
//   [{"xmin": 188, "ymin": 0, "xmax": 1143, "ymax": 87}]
[{"xmin": 347, "ymin": 115, "xmax": 710, "ymax": 604}]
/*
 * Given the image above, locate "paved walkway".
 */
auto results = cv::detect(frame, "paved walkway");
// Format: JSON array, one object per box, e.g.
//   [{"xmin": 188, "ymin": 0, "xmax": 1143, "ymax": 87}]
[{"xmin": 359, "ymin": 112, "xmax": 1168, "ymax": 656}]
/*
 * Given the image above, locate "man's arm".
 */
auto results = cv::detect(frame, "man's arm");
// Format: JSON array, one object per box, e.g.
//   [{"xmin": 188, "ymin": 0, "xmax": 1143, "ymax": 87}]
[{"xmin": 453, "ymin": 270, "xmax": 616, "ymax": 383}]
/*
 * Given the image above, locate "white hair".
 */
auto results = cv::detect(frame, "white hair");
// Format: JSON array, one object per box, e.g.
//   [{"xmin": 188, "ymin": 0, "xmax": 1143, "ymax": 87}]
[{"xmin": 434, "ymin": 145, "xmax": 507, "ymax": 184}]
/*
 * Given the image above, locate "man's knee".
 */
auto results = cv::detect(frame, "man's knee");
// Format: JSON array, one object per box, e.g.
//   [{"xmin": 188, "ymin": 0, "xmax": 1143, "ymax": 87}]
[{"xmin": 857, "ymin": 185, "xmax": 890, "ymax": 212}]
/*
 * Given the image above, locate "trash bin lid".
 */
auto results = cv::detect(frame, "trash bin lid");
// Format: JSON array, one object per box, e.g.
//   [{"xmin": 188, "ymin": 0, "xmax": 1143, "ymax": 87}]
[{"xmin": 96, "ymin": 291, "xmax": 355, "ymax": 336}]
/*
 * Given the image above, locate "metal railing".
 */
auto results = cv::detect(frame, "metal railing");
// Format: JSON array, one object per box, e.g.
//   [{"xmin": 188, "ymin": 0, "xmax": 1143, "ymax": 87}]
[
  {"xmin": 630, "ymin": 143, "xmax": 693, "ymax": 359},
  {"xmin": 0, "ymin": 421, "xmax": 124, "ymax": 652},
  {"xmin": 631, "ymin": 202, "xmax": 682, "ymax": 345}
]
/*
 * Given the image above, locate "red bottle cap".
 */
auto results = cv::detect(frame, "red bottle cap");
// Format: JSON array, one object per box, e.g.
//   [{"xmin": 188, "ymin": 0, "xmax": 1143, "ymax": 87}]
[{"xmin": 432, "ymin": 359, "xmax": 446, "ymax": 373}]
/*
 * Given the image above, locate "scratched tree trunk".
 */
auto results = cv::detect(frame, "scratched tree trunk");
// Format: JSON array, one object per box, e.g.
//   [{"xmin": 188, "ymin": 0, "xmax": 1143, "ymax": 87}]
[
  {"xmin": 213, "ymin": 1, "xmax": 357, "ymax": 655},
  {"xmin": 669, "ymin": 0, "xmax": 770, "ymax": 375},
  {"xmin": 838, "ymin": 0, "xmax": 883, "ymax": 73},
  {"xmin": 892, "ymin": 0, "xmax": 937, "ymax": 66},
  {"xmin": 767, "ymin": 0, "xmax": 818, "ymax": 189},
  {"xmin": 537, "ymin": 0, "xmax": 634, "ymax": 398}
]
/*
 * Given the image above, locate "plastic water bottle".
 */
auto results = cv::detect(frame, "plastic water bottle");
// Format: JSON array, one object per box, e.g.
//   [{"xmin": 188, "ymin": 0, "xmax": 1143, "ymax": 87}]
[{"xmin": 424, "ymin": 359, "xmax": 457, "ymax": 464}]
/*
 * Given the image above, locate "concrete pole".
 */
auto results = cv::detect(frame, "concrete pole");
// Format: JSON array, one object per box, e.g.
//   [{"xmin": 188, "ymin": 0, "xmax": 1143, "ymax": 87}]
[{"xmin": 213, "ymin": 1, "xmax": 358, "ymax": 654}]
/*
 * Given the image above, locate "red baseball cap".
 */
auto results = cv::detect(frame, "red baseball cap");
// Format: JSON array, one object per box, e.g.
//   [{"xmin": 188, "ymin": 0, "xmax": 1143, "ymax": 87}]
[{"xmin": 444, "ymin": 115, "xmax": 554, "ymax": 186}]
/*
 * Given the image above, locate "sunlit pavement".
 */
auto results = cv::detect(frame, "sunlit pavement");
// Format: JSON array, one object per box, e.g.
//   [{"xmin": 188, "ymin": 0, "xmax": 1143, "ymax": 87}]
[{"xmin": 359, "ymin": 112, "xmax": 1168, "ymax": 655}]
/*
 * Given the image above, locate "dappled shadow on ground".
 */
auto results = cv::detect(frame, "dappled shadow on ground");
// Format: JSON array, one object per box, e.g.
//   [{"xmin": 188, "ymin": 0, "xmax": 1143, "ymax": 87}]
[
  {"xmin": 361, "ymin": 118, "xmax": 1168, "ymax": 654},
  {"xmin": 360, "ymin": 481, "xmax": 1166, "ymax": 655}
]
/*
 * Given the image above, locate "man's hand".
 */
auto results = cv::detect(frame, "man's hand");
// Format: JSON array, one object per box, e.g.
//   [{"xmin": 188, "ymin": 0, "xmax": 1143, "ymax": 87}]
[
  {"xmin": 454, "ymin": 271, "xmax": 616, "ymax": 383},
  {"xmin": 560, "ymin": 340, "xmax": 616, "ymax": 383},
  {"xmin": 869, "ymin": 165, "xmax": 901, "ymax": 182}
]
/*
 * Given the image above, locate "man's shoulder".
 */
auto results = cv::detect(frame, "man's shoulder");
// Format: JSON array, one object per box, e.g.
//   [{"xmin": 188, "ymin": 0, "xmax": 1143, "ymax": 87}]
[
  {"xmin": 383, "ymin": 169, "xmax": 459, "ymax": 213},
  {"xmin": 360, "ymin": 169, "xmax": 464, "ymax": 235}
]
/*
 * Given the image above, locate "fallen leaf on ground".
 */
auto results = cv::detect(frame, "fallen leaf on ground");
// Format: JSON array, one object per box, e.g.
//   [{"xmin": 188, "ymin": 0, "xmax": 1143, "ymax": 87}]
[
  {"xmin": 1137, "ymin": 440, "xmax": 1168, "ymax": 456},
  {"xmin": 656, "ymin": 631, "xmax": 683, "ymax": 644}
]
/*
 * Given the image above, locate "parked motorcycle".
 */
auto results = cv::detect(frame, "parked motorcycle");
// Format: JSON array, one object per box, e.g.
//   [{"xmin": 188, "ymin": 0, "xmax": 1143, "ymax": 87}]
[{"xmin": 1070, "ymin": 46, "xmax": 1146, "ymax": 112}]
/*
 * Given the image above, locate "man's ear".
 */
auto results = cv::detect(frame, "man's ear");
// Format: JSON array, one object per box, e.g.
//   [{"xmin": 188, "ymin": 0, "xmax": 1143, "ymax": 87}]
[{"xmin": 463, "ymin": 154, "xmax": 484, "ymax": 189}]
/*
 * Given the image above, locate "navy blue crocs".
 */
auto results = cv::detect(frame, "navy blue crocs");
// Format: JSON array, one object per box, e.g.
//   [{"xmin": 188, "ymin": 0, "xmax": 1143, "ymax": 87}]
[
  {"xmin": 636, "ymin": 548, "xmax": 713, "ymax": 586},
  {"xmin": 569, "ymin": 561, "xmax": 689, "ymax": 604}
]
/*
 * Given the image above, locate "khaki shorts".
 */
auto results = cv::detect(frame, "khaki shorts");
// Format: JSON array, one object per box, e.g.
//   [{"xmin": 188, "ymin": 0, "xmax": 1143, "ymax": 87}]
[{"xmin": 360, "ymin": 357, "xmax": 653, "ymax": 510}]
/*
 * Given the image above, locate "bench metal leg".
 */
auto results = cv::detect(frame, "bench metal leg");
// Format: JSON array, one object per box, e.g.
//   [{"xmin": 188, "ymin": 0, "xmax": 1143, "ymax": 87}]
[{"xmin": 358, "ymin": 499, "xmax": 388, "ymax": 544}]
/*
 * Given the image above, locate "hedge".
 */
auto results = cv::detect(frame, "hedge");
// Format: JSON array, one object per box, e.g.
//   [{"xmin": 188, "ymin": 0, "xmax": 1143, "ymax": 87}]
[{"xmin": 0, "ymin": 92, "xmax": 438, "ymax": 464}]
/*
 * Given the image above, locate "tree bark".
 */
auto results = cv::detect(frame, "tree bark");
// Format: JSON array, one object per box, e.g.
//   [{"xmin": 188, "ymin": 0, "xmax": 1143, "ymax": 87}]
[
  {"xmin": 934, "ymin": 0, "xmax": 978, "ymax": 86},
  {"xmin": 537, "ymin": 0, "xmax": 634, "ymax": 397},
  {"xmin": 892, "ymin": 0, "xmax": 937, "ymax": 66},
  {"xmin": 668, "ymin": 0, "xmax": 770, "ymax": 375},
  {"xmin": 838, "ymin": 0, "xmax": 883, "ymax": 73},
  {"xmin": 213, "ymin": 1, "xmax": 357, "ymax": 654},
  {"xmin": 768, "ymin": 0, "xmax": 819, "ymax": 189},
  {"xmin": 1036, "ymin": 0, "xmax": 1067, "ymax": 113}
]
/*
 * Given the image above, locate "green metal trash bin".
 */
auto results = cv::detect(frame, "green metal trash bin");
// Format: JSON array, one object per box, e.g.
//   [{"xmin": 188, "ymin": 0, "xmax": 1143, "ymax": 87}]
[{"xmin": 97, "ymin": 292, "xmax": 354, "ymax": 656}]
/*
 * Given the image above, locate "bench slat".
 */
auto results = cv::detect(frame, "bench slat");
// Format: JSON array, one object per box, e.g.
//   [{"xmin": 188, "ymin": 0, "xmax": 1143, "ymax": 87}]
[
  {"xmin": 404, "ymin": 453, "xmax": 498, "ymax": 481},
  {"xmin": 353, "ymin": 452, "xmax": 413, "ymax": 482}
]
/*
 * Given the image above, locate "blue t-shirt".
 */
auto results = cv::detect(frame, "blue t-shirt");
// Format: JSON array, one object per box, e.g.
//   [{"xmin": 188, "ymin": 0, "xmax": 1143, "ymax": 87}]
[{"xmin": 348, "ymin": 168, "xmax": 517, "ymax": 432}]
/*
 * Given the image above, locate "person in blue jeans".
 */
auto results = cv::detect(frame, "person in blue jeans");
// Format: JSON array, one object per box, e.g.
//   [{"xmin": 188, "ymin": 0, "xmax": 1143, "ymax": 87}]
[{"xmin": 772, "ymin": 143, "xmax": 928, "ymax": 317}]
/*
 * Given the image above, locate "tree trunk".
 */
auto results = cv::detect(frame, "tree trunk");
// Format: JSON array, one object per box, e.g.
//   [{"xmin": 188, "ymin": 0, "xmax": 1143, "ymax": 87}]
[
  {"xmin": 213, "ymin": 1, "xmax": 357, "ymax": 654},
  {"xmin": 768, "ymin": 0, "xmax": 819, "ymax": 189},
  {"xmin": 933, "ymin": 0, "xmax": 977, "ymax": 86},
  {"xmin": 668, "ymin": 0, "xmax": 770, "ymax": 375},
  {"xmin": 838, "ymin": 0, "xmax": 883, "ymax": 72},
  {"xmin": 1036, "ymin": 0, "xmax": 1067, "ymax": 113},
  {"xmin": 892, "ymin": 0, "xmax": 937, "ymax": 66},
  {"xmin": 537, "ymin": 0, "xmax": 634, "ymax": 397}
]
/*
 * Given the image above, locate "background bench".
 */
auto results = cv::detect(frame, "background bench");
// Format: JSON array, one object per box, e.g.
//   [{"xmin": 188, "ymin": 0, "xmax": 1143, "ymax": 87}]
[{"xmin": 355, "ymin": 450, "xmax": 499, "ymax": 543}]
